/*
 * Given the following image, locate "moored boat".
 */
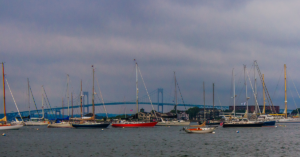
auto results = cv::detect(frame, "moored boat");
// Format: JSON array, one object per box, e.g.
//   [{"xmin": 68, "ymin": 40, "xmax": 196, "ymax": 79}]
[
  {"xmin": 0, "ymin": 63, "xmax": 23, "ymax": 130},
  {"xmin": 112, "ymin": 121, "xmax": 157, "ymax": 127}
]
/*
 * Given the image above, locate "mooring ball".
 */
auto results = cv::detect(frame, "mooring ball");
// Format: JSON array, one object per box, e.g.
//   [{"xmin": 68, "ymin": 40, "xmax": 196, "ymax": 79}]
[
  {"xmin": 236, "ymin": 131, "xmax": 239, "ymax": 133},
  {"xmin": 275, "ymin": 126, "xmax": 278, "ymax": 128},
  {"xmin": 2, "ymin": 133, "xmax": 6, "ymax": 136},
  {"xmin": 212, "ymin": 132, "xmax": 215, "ymax": 134}
]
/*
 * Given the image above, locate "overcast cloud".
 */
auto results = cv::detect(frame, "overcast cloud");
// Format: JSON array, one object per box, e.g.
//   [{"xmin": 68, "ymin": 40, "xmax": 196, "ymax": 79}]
[{"xmin": 1, "ymin": 0, "xmax": 300, "ymax": 114}]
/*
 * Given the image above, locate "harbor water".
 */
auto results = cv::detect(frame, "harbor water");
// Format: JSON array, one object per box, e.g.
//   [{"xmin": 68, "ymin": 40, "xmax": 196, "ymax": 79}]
[{"xmin": 1, "ymin": 123, "xmax": 300, "ymax": 157}]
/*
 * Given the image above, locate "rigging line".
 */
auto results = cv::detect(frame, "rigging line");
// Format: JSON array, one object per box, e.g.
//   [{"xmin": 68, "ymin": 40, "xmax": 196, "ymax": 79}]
[
  {"xmin": 137, "ymin": 66, "xmax": 158, "ymax": 119},
  {"xmin": 42, "ymin": 86, "xmax": 55, "ymax": 117},
  {"xmin": 216, "ymin": 92, "xmax": 222, "ymax": 110},
  {"xmin": 28, "ymin": 83, "xmax": 40, "ymax": 117},
  {"xmin": 5, "ymin": 78, "xmax": 23, "ymax": 122},
  {"xmin": 246, "ymin": 67, "xmax": 261, "ymax": 114},
  {"xmin": 272, "ymin": 67, "xmax": 284, "ymax": 99},
  {"xmin": 176, "ymin": 81, "xmax": 187, "ymax": 111},
  {"xmin": 287, "ymin": 81, "xmax": 300, "ymax": 115},
  {"xmin": 95, "ymin": 75, "xmax": 108, "ymax": 119},
  {"xmin": 43, "ymin": 97, "xmax": 55, "ymax": 119},
  {"xmin": 287, "ymin": 72, "xmax": 300, "ymax": 115}
]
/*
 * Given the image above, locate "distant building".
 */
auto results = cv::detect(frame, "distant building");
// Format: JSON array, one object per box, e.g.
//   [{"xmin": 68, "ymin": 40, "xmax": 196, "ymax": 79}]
[
  {"xmin": 177, "ymin": 111, "xmax": 189, "ymax": 120},
  {"xmin": 229, "ymin": 105, "xmax": 280, "ymax": 113},
  {"xmin": 196, "ymin": 109, "xmax": 220, "ymax": 120}
]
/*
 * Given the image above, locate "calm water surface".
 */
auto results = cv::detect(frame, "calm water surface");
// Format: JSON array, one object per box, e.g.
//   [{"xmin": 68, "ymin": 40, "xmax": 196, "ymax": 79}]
[{"xmin": 1, "ymin": 123, "xmax": 300, "ymax": 157}]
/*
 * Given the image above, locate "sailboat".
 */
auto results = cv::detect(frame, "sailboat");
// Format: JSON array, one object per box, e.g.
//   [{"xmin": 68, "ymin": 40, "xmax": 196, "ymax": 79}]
[
  {"xmin": 183, "ymin": 122, "xmax": 216, "ymax": 134},
  {"xmin": 198, "ymin": 83, "xmax": 222, "ymax": 126},
  {"xmin": 72, "ymin": 65, "xmax": 110, "ymax": 128},
  {"xmin": 48, "ymin": 75, "xmax": 72, "ymax": 128},
  {"xmin": 157, "ymin": 72, "xmax": 190, "ymax": 126},
  {"xmin": 0, "ymin": 62, "xmax": 23, "ymax": 130},
  {"xmin": 111, "ymin": 60, "xmax": 157, "ymax": 127},
  {"xmin": 274, "ymin": 64, "xmax": 300, "ymax": 123},
  {"xmin": 24, "ymin": 82, "xmax": 48, "ymax": 126},
  {"xmin": 222, "ymin": 66, "xmax": 263, "ymax": 127}
]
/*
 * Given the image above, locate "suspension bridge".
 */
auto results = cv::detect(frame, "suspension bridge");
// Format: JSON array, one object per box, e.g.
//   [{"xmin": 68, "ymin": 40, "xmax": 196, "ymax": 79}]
[{"xmin": 6, "ymin": 88, "xmax": 292, "ymax": 119}]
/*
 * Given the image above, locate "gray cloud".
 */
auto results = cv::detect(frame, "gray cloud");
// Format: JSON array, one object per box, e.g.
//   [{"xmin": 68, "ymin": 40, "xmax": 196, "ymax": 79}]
[{"xmin": 1, "ymin": 0, "xmax": 300, "ymax": 113}]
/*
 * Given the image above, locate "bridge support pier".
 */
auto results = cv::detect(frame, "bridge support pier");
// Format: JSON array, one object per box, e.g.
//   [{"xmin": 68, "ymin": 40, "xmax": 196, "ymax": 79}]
[{"xmin": 157, "ymin": 88, "xmax": 163, "ymax": 113}]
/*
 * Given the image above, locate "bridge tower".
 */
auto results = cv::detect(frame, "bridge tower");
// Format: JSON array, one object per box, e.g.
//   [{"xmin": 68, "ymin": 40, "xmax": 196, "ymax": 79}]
[
  {"xmin": 157, "ymin": 88, "xmax": 163, "ymax": 113},
  {"xmin": 83, "ymin": 92, "xmax": 89, "ymax": 115}
]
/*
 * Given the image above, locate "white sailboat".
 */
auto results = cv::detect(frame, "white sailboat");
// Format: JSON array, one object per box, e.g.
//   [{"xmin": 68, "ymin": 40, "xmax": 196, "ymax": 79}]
[
  {"xmin": 0, "ymin": 62, "xmax": 23, "ymax": 130},
  {"xmin": 48, "ymin": 74, "xmax": 72, "ymax": 128},
  {"xmin": 24, "ymin": 83, "xmax": 48, "ymax": 126},
  {"xmin": 157, "ymin": 72, "xmax": 190, "ymax": 126}
]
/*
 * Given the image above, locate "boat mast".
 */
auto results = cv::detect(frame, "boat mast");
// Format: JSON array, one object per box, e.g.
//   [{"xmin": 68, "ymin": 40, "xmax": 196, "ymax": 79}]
[
  {"xmin": 62, "ymin": 97, "xmax": 64, "ymax": 118},
  {"xmin": 254, "ymin": 64, "xmax": 257, "ymax": 114},
  {"xmin": 233, "ymin": 68, "xmax": 235, "ymax": 117},
  {"xmin": 42, "ymin": 86, "xmax": 44, "ymax": 119},
  {"xmin": 2, "ymin": 63, "xmax": 6, "ymax": 124},
  {"xmin": 244, "ymin": 65, "xmax": 249, "ymax": 119},
  {"xmin": 203, "ymin": 82, "xmax": 205, "ymax": 121},
  {"xmin": 174, "ymin": 72, "xmax": 177, "ymax": 119},
  {"xmin": 92, "ymin": 65, "xmax": 95, "ymax": 120},
  {"xmin": 213, "ymin": 83, "xmax": 214, "ymax": 119},
  {"xmin": 28, "ymin": 78, "xmax": 30, "ymax": 119},
  {"xmin": 71, "ymin": 92, "xmax": 73, "ymax": 118},
  {"xmin": 262, "ymin": 74, "xmax": 265, "ymax": 114},
  {"xmin": 80, "ymin": 80, "xmax": 83, "ymax": 118},
  {"xmin": 284, "ymin": 64, "xmax": 287, "ymax": 118},
  {"xmin": 135, "ymin": 60, "xmax": 139, "ymax": 120},
  {"xmin": 67, "ymin": 74, "xmax": 69, "ymax": 117}
]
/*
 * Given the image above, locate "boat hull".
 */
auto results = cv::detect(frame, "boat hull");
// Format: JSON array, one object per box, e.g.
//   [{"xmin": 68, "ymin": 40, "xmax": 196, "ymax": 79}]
[
  {"xmin": 156, "ymin": 121, "xmax": 190, "ymax": 126},
  {"xmin": 0, "ymin": 125, "xmax": 23, "ymax": 130},
  {"xmin": 184, "ymin": 127, "xmax": 215, "ymax": 134},
  {"xmin": 72, "ymin": 123, "xmax": 110, "ymax": 128},
  {"xmin": 24, "ymin": 121, "xmax": 48, "ymax": 126},
  {"xmin": 112, "ymin": 122, "xmax": 157, "ymax": 127},
  {"xmin": 48, "ymin": 123, "xmax": 73, "ymax": 128},
  {"xmin": 223, "ymin": 123, "xmax": 263, "ymax": 127},
  {"xmin": 262, "ymin": 121, "xmax": 276, "ymax": 126}
]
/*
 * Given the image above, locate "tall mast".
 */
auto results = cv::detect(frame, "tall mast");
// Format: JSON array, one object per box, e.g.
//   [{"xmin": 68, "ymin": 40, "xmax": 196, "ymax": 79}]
[
  {"xmin": 284, "ymin": 64, "xmax": 287, "ymax": 118},
  {"xmin": 262, "ymin": 74, "xmax": 265, "ymax": 114},
  {"xmin": 71, "ymin": 92, "xmax": 73, "ymax": 118},
  {"xmin": 203, "ymin": 82, "xmax": 205, "ymax": 121},
  {"xmin": 80, "ymin": 80, "xmax": 83, "ymax": 118},
  {"xmin": 244, "ymin": 65, "xmax": 249, "ymax": 119},
  {"xmin": 92, "ymin": 65, "xmax": 95, "ymax": 120},
  {"xmin": 2, "ymin": 63, "xmax": 6, "ymax": 124},
  {"xmin": 254, "ymin": 64, "xmax": 257, "ymax": 113},
  {"xmin": 28, "ymin": 78, "xmax": 30, "ymax": 119},
  {"xmin": 67, "ymin": 74, "xmax": 69, "ymax": 117},
  {"xmin": 233, "ymin": 68, "xmax": 235, "ymax": 117},
  {"xmin": 62, "ymin": 97, "xmax": 64, "ymax": 118},
  {"xmin": 213, "ymin": 83, "xmax": 214, "ymax": 119},
  {"xmin": 135, "ymin": 60, "xmax": 139, "ymax": 119},
  {"xmin": 174, "ymin": 72, "xmax": 177, "ymax": 118},
  {"xmin": 42, "ymin": 86, "xmax": 44, "ymax": 119}
]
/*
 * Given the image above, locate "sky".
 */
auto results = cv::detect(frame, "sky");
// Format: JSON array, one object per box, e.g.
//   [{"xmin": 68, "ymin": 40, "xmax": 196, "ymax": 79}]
[{"xmin": 1, "ymin": 0, "xmax": 300, "ymax": 114}]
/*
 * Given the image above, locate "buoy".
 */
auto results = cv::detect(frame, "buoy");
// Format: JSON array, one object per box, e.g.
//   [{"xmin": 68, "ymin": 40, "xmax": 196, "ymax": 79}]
[
  {"xmin": 275, "ymin": 126, "xmax": 278, "ymax": 128},
  {"xmin": 212, "ymin": 132, "xmax": 215, "ymax": 134},
  {"xmin": 102, "ymin": 129, "xmax": 104, "ymax": 130},
  {"xmin": 236, "ymin": 130, "xmax": 239, "ymax": 133},
  {"xmin": 2, "ymin": 133, "xmax": 6, "ymax": 136},
  {"xmin": 37, "ymin": 128, "xmax": 39, "ymax": 130},
  {"xmin": 123, "ymin": 127, "xmax": 125, "ymax": 128}
]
